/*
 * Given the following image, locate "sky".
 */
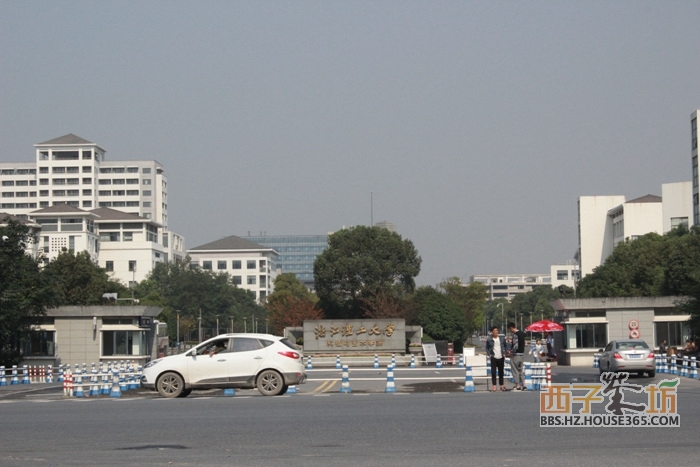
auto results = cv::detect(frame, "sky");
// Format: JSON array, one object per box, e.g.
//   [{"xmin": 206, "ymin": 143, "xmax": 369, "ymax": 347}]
[{"xmin": 1, "ymin": 1, "xmax": 699, "ymax": 287}]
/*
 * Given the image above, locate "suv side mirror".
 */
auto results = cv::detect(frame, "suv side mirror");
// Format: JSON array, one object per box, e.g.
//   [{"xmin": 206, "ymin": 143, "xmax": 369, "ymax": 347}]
[{"xmin": 189, "ymin": 348, "xmax": 197, "ymax": 357}]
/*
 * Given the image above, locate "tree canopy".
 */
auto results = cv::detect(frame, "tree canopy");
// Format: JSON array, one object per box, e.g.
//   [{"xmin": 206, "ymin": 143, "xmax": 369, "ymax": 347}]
[
  {"xmin": 265, "ymin": 273, "xmax": 323, "ymax": 335},
  {"xmin": 0, "ymin": 219, "xmax": 56, "ymax": 365},
  {"xmin": 137, "ymin": 258, "xmax": 265, "ymax": 342},
  {"xmin": 413, "ymin": 286, "xmax": 468, "ymax": 352},
  {"xmin": 314, "ymin": 226, "xmax": 421, "ymax": 319},
  {"xmin": 576, "ymin": 226, "xmax": 700, "ymax": 335}
]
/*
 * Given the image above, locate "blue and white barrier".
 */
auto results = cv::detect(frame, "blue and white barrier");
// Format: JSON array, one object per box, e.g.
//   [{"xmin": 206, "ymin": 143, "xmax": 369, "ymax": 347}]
[
  {"xmin": 0, "ymin": 366, "xmax": 6, "ymax": 386},
  {"xmin": 374, "ymin": 354, "xmax": 379, "ymax": 369},
  {"xmin": 691, "ymin": 357, "xmax": 698, "ymax": 379},
  {"xmin": 385, "ymin": 365, "xmax": 396, "ymax": 393},
  {"xmin": 436, "ymin": 355, "xmax": 443, "ymax": 369},
  {"xmin": 340, "ymin": 365, "xmax": 352, "ymax": 393},
  {"xmin": 306, "ymin": 356, "xmax": 313, "ymax": 370},
  {"xmin": 593, "ymin": 353, "xmax": 600, "ymax": 369},
  {"xmin": 463, "ymin": 366, "xmax": 475, "ymax": 392}
]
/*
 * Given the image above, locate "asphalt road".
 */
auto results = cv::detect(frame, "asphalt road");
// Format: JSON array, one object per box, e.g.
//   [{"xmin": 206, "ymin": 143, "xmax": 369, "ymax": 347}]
[{"xmin": 1, "ymin": 366, "xmax": 698, "ymax": 466}]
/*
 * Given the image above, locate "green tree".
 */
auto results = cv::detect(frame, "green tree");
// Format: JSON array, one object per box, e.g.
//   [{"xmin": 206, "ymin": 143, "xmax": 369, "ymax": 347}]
[
  {"xmin": 509, "ymin": 285, "xmax": 559, "ymax": 328},
  {"xmin": 0, "ymin": 218, "xmax": 57, "ymax": 365},
  {"xmin": 314, "ymin": 226, "xmax": 421, "ymax": 319},
  {"xmin": 141, "ymin": 258, "xmax": 265, "ymax": 343},
  {"xmin": 438, "ymin": 277, "xmax": 487, "ymax": 339},
  {"xmin": 265, "ymin": 274, "xmax": 323, "ymax": 334},
  {"xmin": 413, "ymin": 286, "xmax": 467, "ymax": 352},
  {"xmin": 43, "ymin": 249, "xmax": 127, "ymax": 305}
]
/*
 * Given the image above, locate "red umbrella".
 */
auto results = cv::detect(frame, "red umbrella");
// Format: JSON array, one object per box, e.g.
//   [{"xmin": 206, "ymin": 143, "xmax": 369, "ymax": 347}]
[{"xmin": 525, "ymin": 320, "xmax": 564, "ymax": 332}]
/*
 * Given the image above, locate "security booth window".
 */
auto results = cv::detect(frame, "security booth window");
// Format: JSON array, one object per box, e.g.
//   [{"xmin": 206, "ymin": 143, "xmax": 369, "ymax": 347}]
[
  {"xmin": 102, "ymin": 330, "xmax": 146, "ymax": 356},
  {"xmin": 567, "ymin": 323, "xmax": 607, "ymax": 349},
  {"xmin": 22, "ymin": 330, "xmax": 56, "ymax": 357}
]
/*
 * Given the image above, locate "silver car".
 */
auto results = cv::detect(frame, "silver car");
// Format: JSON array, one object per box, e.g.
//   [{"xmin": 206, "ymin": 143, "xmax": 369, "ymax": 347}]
[{"xmin": 598, "ymin": 339, "xmax": 655, "ymax": 377}]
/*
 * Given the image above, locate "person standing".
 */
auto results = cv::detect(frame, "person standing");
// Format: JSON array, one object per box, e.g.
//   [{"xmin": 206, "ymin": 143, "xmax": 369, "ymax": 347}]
[
  {"xmin": 658, "ymin": 339, "xmax": 668, "ymax": 355},
  {"xmin": 546, "ymin": 332, "xmax": 556, "ymax": 360},
  {"xmin": 485, "ymin": 326, "xmax": 508, "ymax": 392},
  {"xmin": 508, "ymin": 323, "xmax": 526, "ymax": 391}
]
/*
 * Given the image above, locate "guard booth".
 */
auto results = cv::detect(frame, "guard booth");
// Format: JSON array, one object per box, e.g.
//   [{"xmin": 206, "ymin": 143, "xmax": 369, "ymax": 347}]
[{"xmin": 20, "ymin": 305, "xmax": 163, "ymax": 368}]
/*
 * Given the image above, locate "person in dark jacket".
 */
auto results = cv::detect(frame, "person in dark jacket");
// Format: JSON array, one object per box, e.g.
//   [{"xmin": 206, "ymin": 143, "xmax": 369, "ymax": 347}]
[
  {"xmin": 485, "ymin": 326, "xmax": 508, "ymax": 392},
  {"xmin": 508, "ymin": 323, "xmax": 526, "ymax": 391}
]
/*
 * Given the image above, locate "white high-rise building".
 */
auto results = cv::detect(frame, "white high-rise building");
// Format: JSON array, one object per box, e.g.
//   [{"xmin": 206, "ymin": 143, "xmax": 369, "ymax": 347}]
[
  {"xmin": 0, "ymin": 134, "xmax": 185, "ymax": 285},
  {"xmin": 577, "ymin": 182, "xmax": 692, "ymax": 278}
]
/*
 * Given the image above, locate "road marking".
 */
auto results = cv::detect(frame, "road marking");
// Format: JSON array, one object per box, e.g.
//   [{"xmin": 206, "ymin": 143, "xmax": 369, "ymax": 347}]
[{"xmin": 314, "ymin": 380, "xmax": 337, "ymax": 393}]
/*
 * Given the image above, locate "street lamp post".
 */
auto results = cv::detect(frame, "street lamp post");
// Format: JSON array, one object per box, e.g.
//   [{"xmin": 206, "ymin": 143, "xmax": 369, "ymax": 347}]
[
  {"xmin": 230, "ymin": 316, "xmax": 233, "ymax": 333},
  {"xmin": 198, "ymin": 309, "xmax": 202, "ymax": 343},
  {"xmin": 216, "ymin": 315, "xmax": 219, "ymax": 336},
  {"xmin": 176, "ymin": 311, "xmax": 180, "ymax": 348},
  {"xmin": 243, "ymin": 317, "xmax": 247, "ymax": 333}
]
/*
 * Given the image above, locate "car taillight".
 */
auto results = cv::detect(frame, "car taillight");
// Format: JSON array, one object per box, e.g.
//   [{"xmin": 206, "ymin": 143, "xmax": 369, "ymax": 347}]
[
  {"xmin": 279, "ymin": 351, "xmax": 300, "ymax": 360},
  {"xmin": 613, "ymin": 352, "xmax": 623, "ymax": 360},
  {"xmin": 648, "ymin": 352, "xmax": 655, "ymax": 358}
]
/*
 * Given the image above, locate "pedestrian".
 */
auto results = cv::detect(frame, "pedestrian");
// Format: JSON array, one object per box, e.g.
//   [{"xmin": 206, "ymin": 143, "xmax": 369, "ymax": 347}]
[
  {"xmin": 546, "ymin": 332, "xmax": 556, "ymax": 360},
  {"xmin": 530, "ymin": 339, "xmax": 543, "ymax": 363},
  {"xmin": 485, "ymin": 326, "xmax": 508, "ymax": 392},
  {"xmin": 508, "ymin": 323, "xmax": 526, "ymax": 391},
  {"xmin": 658, "ymin": 339, "xmax": 667, "ymax": 355}
]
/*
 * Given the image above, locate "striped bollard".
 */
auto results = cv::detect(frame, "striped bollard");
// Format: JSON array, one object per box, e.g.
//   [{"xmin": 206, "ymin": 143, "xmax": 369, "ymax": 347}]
[
  {"xmin": 21, "ymin": 365, "xmax": 30, "ymax": 384},
  {"xmin": 128, "ymin": 366, "xmax": 138, "ymax": 390},
  {"xmin": 73, "ymin": 374, "xmax": 85, "ymax": 398},
  {"xmin": 458, "ymin": 354, "xmax": 465, "ymax": 368},
  {"xmin": 223, "ymin": 388, "xmax": 236, "ymax": 396},
  {"xmin": 681, "ymin": 356, "xmax": 689, "ymax": 377},
  {"xmin": 89, "ymin": 364, "xmax": 99, "ymax": 397},
  {"xmin": 336, "ymin": 355, "xmax": 341, "ymax": 369},
  {"xmin": 654, "ymin": 354, "xmax": 661, "ymax": 374},
  {"xmin": 0, "ymin": 366, "xmax": 6, "ymax": 386},
  {"xmin": 57, "ymin": 365, "xmax": 64, "ymax": 383},
  {"xmin": 543, "ymin": 363, "xmax": 552, "ymax": 390},
  {"xmin": 524, "ymin": 363, "xmax": 534, "ymax": 391},
  {"xmin": 593, "ymin": 353, "xmax": 600, "ymax": 369},
  {"xmin": 385, "ymin": 365, "xmax": 396, "ymax": 393},
  {"xmin": 110, "ymin": 370, "xmax": 122, "ymax": 398},
  {"xmin": 670, "ymin": 356, "xmax": 678, "ymax": 375},
  {"xmin": 410, "ymin": 354, "xmax": 416, "ymax": 368},
  {"xmin": 65, "ymin": 372, "xmax": 73, "ymax": 396},
  {"xmin": 391, "ymin": 354, "xmax": 396, "ymax": 368},
  {"xmin": 119, "ymin": 370, "xmax": 128, "ymax": 392},
  {"xmin": 10, "ymin": 365, "xmax": 19, "ymax": 385},
  {"xmin": 46, "ymin": 365, "xmax": 53, "ymax": 384},
  {"xmin": 661, "ymin": 354, "xmax": 668, "ymax": 373},
  {"xmin": 436, "ymin": 354, "xmax": 443, "ymax": 369},
  {"xmin": 101, "ymin": 366, "xmax": 111, "ymax": 395},
  {"xmin": 374, "ymin": 354, "xmax": 379, "ymax": 369},
  {"xmin": 306, "ymin": 356, "xmax": 313, "ymax": 370},
  {"xmin": 463, "ymin": 365, "xmax": 475, "ymax": 392},
  {"xmin": 285, "ymin": 385, "xmax": 298, "ymax": 395},
  {"xmin": 62, "ymin": 371, "xmax": 69, "ymax": 396},
  {"xmin": 340, "ymin": 365, "xmax": 352, "ymax": 393},
  {"xmin": 486, "ymin": 358, "xmax": 491, "ymax": 376},
  {"xmin": 39, "ymin": 366, "xmax": 45, "ymax": 383},
  {"xmin": 691, "ymin": 357, "xmax": 698, "ymax": 379}
]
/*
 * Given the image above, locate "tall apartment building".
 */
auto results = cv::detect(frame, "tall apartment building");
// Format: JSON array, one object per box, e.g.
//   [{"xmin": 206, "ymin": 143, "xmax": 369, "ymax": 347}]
[
  {"xmin": 577, "ymin": 182, "xmax": 692, "ymax": 278},
  {"xmin": 242, "ymin": 234, "xmax": 328, "ymax": 290},
  {"xmin": 0, "ymin": 134, "xmax": 185, "ymax": 284},
  {"xmin": 692, "ymin": 110, "xmax": 698, "ymax": 226}
]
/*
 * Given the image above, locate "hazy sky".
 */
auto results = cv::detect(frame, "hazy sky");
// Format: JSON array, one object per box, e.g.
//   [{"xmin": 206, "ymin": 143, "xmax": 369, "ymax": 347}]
[{"xmin": 1, "ymin": 1, "xmax": 699, "ymax": 286}]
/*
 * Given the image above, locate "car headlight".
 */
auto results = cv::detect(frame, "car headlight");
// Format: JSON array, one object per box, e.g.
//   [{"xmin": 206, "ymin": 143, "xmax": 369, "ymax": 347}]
[{"xmin": 144, "ymin": 359, "xmax": 162, "ymax": 369}]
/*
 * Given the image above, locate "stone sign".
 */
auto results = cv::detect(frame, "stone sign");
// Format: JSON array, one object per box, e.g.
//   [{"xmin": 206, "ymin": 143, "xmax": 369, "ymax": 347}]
[{"xmin": 302, "ymin": 319, "xmax": 406, "ymax": 353}]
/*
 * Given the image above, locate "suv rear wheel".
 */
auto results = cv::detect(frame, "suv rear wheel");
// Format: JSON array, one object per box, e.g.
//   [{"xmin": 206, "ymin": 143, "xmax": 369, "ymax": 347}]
[
  {"xmin": 257, "ymin": 369, "xmax": 284, "ymax": 396},
  {"xmin": 157, "ymin": 372, "xmax": 184, "ymax": 398}
]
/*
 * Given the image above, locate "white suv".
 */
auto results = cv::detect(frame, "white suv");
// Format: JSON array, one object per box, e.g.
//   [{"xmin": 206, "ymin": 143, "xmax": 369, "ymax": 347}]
[{"xmin": 141, "ymin": 333, "xmax": 306, "ymax": 397}]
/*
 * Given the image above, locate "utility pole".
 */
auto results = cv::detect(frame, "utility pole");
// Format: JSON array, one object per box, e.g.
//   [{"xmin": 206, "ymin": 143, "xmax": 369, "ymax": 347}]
[{"xmin": 198, "ymin": 309, "xmax": 202, "ymax": 343}]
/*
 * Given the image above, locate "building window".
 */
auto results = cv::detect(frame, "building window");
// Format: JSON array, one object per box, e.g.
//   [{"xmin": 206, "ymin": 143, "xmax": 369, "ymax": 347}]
[
  {"xmin": 232, "ymin": 260, "xmax": 241, "ymax": 269},
  {"xmin": 557, "ymin": 270, "xmax": 569, "ymax": 280},
  {"xmin": 567, "ymin": 323, "xmax": 607, "ymax": 349},
  {"xmin": 142, "ymin": 179, "xmax": 152, "ymax": 185},
  {"xmin": 128, "ymin": 260, "xmax": 137, "ymax": 272},
  {"xmin": 259, "ymin": 275, "xmax": 266, "ymax": 287},
  {"xmin": 217, "ymin": 260, "xmax": 227, "ymax": 270},
  {"xmin": 22, "ymin": 330, "xmax": 55, "ymax": 357},
  {"xmin": 123, "ymin": 232, "xmax": 133, "ymax": 242},
  {"xmin": 247, "ymin": 275, "xmax": 256, "ymax": 285},
  {"xmin": 671, "ymin": 217, "xmax": 689, "ymax": 229},
  {"xmin": 232, "ymin": 276, "xmax": 242, "ymax": 285},
  {"xmin": 102, "ymin": 330, "xmax": 146, "ymax": 356},
  {"xmin": 202, "ymin": 261, "xmax": 212, "ymax": 270},
  {"xmin": 247, "ymin": 260, "xmax": 256, "ymax": 269},
  {"xmin": 655, "ymin": 321, "xmax": 688, "ymax": 347},
  {"xmin": 143, "ymin": 190, "xmax": 151, "ymax": 197},
  {"xmin": 106, "ymin": 261, "xmax": 114, "ymax": 272},
  {"xmin": 142, "ymin": 168, "xmax": 151, "ymax": 174}
]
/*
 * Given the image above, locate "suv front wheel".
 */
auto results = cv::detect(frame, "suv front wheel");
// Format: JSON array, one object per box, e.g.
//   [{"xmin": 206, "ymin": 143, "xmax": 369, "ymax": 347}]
[
  {"xmin": 157, "ymin": 372, "xmax": 185, "ymax": 398},
  {"xmin": 257, "ymin": 369, "xmax": 285, "ymax": 396}
]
